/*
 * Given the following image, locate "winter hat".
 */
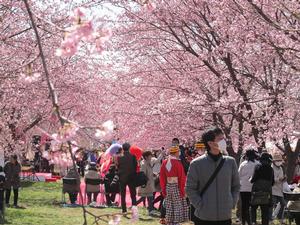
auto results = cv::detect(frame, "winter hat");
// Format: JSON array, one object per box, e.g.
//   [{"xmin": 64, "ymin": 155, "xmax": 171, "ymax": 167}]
[{"xmin": 272, "ymin": 153, "xmax": 283, "ymax": 161}]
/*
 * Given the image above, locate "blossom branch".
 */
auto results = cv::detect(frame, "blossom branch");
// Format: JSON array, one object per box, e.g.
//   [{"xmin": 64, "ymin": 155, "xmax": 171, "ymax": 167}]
[{"xmin": 22, "ymin": 0, "xmax": 89, "ymax": 224}]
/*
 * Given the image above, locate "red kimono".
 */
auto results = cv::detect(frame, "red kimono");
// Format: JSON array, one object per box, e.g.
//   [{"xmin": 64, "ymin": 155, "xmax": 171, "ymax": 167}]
[{"xmin": 160, "ymin": 158, "xmax": 186, "ymax": 198}]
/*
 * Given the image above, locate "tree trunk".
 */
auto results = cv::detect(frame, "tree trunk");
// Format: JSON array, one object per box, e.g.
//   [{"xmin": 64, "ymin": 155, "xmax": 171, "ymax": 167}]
[{"xmin": 286, "ymin": 139, "xmax": 300, "ymax": 183}]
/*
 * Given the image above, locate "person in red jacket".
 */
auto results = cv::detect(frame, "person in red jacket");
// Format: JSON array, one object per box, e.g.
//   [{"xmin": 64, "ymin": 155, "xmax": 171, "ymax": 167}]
[{"xmin": 160, "ymin": 146, "xmax": 189, "ymax": 225}]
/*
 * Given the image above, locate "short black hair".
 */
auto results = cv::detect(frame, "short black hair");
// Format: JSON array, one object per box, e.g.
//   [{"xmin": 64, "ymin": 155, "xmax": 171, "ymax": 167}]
[
  {"xmin": 122, "ymin": 142, "xmax": 131, "ymax": 152},
  {"xmin": 201, "ymin": 129, "xmax": 217, "ymax": 151},
  {"xmin": 260, "ymin": 152, "xmax": 272, "ymax": 164},
  {"xmin": 213, "ymin": 127, "xmax": 224, "ymax": 136},
  {"xmin": 245, "ymin": 148, "xmax": 257, "ymax": 162},
  {"xmin": 172, "ymin": 138, "xmax": 180, "ymax": 144}
]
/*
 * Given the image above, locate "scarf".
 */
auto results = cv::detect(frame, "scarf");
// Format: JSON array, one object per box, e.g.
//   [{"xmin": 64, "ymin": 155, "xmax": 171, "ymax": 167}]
[{"xmin": 166, "ymin": 155, "xmax": 178, "ymax": 172}]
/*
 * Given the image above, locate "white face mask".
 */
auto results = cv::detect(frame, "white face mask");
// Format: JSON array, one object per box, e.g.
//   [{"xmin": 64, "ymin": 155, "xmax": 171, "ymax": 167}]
[
  {"xmin": 274, "ymin": 161, "xmax": 282, "ymax": 167},
  {"xmin": 218, "ymin": 139, "xmax": 227, "ymax": 153}
]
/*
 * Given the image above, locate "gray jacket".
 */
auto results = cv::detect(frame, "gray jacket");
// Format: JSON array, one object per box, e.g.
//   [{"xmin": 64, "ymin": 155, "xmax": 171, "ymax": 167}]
[{"xmin": 185, "ymin": 154, "xmax": 240, "ymax": 221}]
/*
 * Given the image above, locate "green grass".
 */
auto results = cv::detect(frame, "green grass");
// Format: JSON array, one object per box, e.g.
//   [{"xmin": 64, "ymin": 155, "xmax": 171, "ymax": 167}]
[
  {"xmin": 3, "ymin": 181, "xmax": 288, "ymax": 225},
  {"xmin": 4, "ymin": 181, "xmax": 172, "ymax": 225}
]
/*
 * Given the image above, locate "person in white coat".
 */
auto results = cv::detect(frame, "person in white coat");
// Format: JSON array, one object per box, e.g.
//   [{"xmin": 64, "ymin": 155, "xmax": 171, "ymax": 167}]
[
  {"xmin": 238, "ymin": 149, "xmax": 259, "ymax": 225},
  {"xmin": 271, "ymin": 153, "xmax": 285, "ymax": 222}
]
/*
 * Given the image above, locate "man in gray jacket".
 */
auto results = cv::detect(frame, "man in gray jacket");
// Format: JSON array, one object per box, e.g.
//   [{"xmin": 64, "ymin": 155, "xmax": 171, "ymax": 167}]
[{"xmin": 186, "ymin": 128, "xmax": 240, "ymax": 225}]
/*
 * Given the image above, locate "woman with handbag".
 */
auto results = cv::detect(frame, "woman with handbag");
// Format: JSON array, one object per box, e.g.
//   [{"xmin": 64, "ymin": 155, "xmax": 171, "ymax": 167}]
[
  {"xmin": 137, "ymin": 151, "xmax": 159, "ymax": 216},
  {"xmin": 250, "ymin": 153, "xmax": 274, "ymax": 225},
  {"xmin": 160, "ymin": 146, "xmax": 189, "ymax": 225}
]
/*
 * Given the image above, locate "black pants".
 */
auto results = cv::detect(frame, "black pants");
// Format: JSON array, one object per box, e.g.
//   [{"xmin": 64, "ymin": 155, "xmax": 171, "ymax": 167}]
[
  {"xmin": 195, "ymin": 219, "xmax": 231, "ymax": 225},
  {"xmin": 87, "ymin": 192, "xmax": 99, "ymax": 203},
  {"xmin": 153, "ymin": 193, "xmax": 163, "ymax": 210},
  {"xmin": 136, "ymin": 197, "xmax": 146, "ymax": 206},
  {"xmin": 0, "ymin": 190, "xmax": 4, "ymax": 212},
  {"xmin": 251, "ymin": 204, "xmax": 269, "ymax": 225},
  {"xmin": 5, "ymin": 188, "xmax": 18, "ymax": 206},
  {"xmin": 68, "ymin": 192, "xmax": 78, "ymax": 204},
  {"xmin": 240, "ymin": 192, "xmax": 252, "ymax": 225},
  {"xmin": 160, "ymin": 201, "xmax": 166, "ymax": 218},
  {"xmin": 105, "ymin": 193, "xmax": 116, "ymax": 206},
  {"xmin": 294, "ymin": 214, "xmax": 300, "ymax": 225},
  {"xmin": 120, "ymin": 181, "xmax": 136, "ymax": 213}
]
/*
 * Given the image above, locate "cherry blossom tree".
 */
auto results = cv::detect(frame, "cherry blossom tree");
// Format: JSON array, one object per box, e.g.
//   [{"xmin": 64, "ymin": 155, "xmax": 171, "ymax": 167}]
[
  {"xmin": 106, "ymin": 0, "xmax": 300, "ymax": 165},
  {"xmin": 1, "ymin": 2, "xmax": 300, "ymax": 223}
]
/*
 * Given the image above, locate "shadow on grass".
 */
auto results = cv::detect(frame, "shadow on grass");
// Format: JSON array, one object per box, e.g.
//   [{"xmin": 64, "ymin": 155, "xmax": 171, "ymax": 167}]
[
  {"xmin": 20, "ymin": 198, "xmax": 60, "ymax": 207},
  {"xmin": 122, "ymin": 214, "xmax": 155, "ymax": 223},
  {"xmin": 0, "ymin": 218, "xmax": 12, "ymax": 224},
  {"xmin": 139, "ymin": 217, "xmax": 155, "ymax": 222},
  {"xmin": 20, "ymin": 181, "xmax": 35, "ymax": 188},
  {"xmin": 9, "ymin": 206, "xmax": 26, "ymax": 210}
]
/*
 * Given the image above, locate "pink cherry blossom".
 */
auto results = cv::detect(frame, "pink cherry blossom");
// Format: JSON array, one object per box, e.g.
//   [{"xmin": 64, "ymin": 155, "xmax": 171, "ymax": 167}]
[
  {"xmin": 55, "ymin": 38, "xmax": 78, "ymax": 57},
  {"xmin": 145, "ymin": 1, "xmax": 156, "ymax": 12},
  {"xmin": 19, "ymin": 72, "xmax": 41, "ymax": 83},
  {"xmin": 102, "ymin": 120, "xmax": 114, "ymax": 133},
  {"xmin": 73, "ymin": 7, "xmax": 85, "ymax": 20},
  {"xmin": 108, "ymin": 215, "xmax": 121, "ymax": 225},
  {"xmin": 131, "ymin": 206, "xmax": 139, "ymax": 222},
  {"xmin": 76, "ymin": 21, "xmax": 93, "ymax": 38}
]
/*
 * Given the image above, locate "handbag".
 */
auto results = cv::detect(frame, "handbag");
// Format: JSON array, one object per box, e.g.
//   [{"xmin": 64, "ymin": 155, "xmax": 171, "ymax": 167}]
[
  {"xmin": 154, "ymin": 175, "xmax": 160, "ymax": 187},
  {"xmin": 134, "ymin": 171, "xmax": 148, "ymax": 187},
  {"xmin": 251, "ymin": 191, "xmax": 270, "ymax": 205}
]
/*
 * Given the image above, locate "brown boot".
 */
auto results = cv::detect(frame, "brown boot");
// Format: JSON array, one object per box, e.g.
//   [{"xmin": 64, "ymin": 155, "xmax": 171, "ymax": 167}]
[{"xmin": 159, "ymin": 218, "xmax": 166, "ymax": 224}]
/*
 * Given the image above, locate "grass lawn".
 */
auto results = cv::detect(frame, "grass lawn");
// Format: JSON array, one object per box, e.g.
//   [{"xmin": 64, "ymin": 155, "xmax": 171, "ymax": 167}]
[
  {"xmin": 4, "ymin": 181, "xmax": 189, "ymax": 225},
  {"xmin": 3, "ymin": 181, "xmax": 288, "ymax": 225}
]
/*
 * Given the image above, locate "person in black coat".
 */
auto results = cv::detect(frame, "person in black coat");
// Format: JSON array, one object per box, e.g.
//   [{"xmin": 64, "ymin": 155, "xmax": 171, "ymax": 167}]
[
  {"xmin": 4, "ymin": 155, "xmax": 21, "ymax": 208},
  {"xmin": 117, "ymin": 143, "xmax": 137, "ymax": 213},
  {"xmin": 104, "ymin": 164, "xmax": 119, "ymax": 206},
  {"xmin": 251, "ymin": 153, "xmax": 274, "ymax": 225}
]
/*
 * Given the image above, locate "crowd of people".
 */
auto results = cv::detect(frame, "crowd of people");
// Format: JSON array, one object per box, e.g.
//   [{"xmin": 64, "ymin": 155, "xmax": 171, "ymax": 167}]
[
  {"xmin": 59, "ymin": 127, "xmax": 300, "ymax": 225},
  {"xmin": 2, "ymin": 127, "xmax": 300, "ymax": 225}
]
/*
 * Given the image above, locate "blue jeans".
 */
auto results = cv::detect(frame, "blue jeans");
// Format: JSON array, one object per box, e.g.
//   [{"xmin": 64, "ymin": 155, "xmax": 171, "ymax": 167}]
[
  {"xmin": 147, "ymin": 196, "xmax": 154, "ymax": 212},
  {"xmin": 270, "ymin": 195, "xmax": 285, "ymax": 220},
  {"xmin": 137, "ymin": 196, "xmax": 154, "ymax": 212}
]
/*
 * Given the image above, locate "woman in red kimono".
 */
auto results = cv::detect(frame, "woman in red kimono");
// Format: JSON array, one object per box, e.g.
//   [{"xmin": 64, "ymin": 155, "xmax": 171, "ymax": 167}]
[{"xmin": 160, "ymin": 146, "xmax": 189, "ymax": 225}]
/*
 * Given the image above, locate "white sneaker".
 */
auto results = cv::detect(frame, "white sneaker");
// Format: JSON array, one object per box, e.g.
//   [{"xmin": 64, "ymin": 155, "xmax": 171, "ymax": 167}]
[
  {"xmin": 148, "ymin": 210, "xmax": 159, "ymax": 217},
  {"xmin": 89, "ymin": 201, "xmax": 97, "ymax": 207}
]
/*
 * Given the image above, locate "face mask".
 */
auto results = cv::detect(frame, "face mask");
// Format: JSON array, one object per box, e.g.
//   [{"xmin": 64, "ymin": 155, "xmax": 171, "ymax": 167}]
[
  {"xmin": 218, "ymin": 139, "xmax": 227, "ymax": 153},
  {"xmin": 274, "ymin": 161, "xmax": 282, "ymax": 167}
]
